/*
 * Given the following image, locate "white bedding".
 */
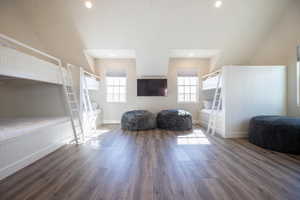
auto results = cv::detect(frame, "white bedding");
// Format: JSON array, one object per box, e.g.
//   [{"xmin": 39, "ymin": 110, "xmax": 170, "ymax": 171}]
[
  {"xmin": 201, "ymin": 109, "xmax": 213, "ymax": 115},
  {"xmin": 200, "ymin": 109, "xmax": 223, "ymax": 115},
  {"xmin": 200, "ymin": 109, "xmax": 223, "ymax": 124},
  {"xmin": 0, "ymin": 117, "xmax": 69, "ymax": 142}
]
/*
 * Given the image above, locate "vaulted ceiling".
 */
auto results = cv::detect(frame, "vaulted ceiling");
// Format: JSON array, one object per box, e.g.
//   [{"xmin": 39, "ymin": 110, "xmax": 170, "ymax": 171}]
[{"xmin": 1, "ymin": 0, "xmax": 295, "ymax": 75}]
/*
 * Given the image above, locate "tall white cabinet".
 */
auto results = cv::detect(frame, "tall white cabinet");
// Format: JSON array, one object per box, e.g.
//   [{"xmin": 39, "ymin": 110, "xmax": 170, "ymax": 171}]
[{"xmin": 200, "ymin": 65, "xmax": 287, "ymax": 138}]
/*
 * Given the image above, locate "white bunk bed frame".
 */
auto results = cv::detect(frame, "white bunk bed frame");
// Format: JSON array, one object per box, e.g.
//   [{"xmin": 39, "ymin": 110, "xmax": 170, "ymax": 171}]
[
  {"xmin": 200, "ymin": 69, "xmax": 224, "ymax": 135},
  {"xmin": 0, "ymin": 33, "xmax": 75, "ymax": 180},
  {"xmin": 0, "ymin": 33, "xmax": 61, "ymax": 64},
  {"xmin": 79, "ymin": 67, "xmax": 101, "ymax": 136},
  {"xmin": 0, "ymin": 33, "xmax": 64, "ymax": 84}
]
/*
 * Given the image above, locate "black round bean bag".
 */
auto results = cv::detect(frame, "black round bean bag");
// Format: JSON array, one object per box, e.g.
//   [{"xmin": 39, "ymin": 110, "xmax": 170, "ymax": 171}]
[
  {"xmin": 121, "ymin": 110, "xmax": 156, "ymax": 131},
  {"xmin": 157, "ymin": 109, "xmax": 192, "ymax": 131},
  {"xmin": 249, "ymin": 116, "xmax": 300, "ymax": 154}
]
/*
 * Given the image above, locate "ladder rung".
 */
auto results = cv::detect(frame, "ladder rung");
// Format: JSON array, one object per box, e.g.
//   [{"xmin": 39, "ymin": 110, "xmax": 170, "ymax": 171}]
[
  {"xmin": 72, "ymin": 121, "xmax": 81, "ymax": 126},
  {"xmin": 75, "ymin": 130, "xmax": 83, "ymax": 135},
  {"xmin": 72, "ymin": 124, "xmax": 81, "ymax": 130},
  {"xmin": 74, "ymin": 124, "xmax": 82, "ymax": 128},
  {"xmin": 74, "ymin": 127, "xmax": 82, "ymax": 131},
  {"xmin": 74, "ymin": 129, "xmax": 83, "ymax": 134}
]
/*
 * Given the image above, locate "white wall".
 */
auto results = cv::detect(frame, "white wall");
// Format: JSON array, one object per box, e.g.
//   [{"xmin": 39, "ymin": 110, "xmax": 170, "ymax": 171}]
[
  {"xmin": 250, "ymin": 0, "xmax": 300, "ymax": 117},
  {"xmin": 0, "ymin": 80, "xmax": 67, "ymax": 118},
  {"xmin": 95, "ymin": 58, "xmax": 210, "ymax": 123},
  {"xmin": 287, "ymin": 55, "xmax": 300, "ymax": 117},
  {"xmin": 0, "ymin": 0, "xmax": 44, "ymax": 51}
]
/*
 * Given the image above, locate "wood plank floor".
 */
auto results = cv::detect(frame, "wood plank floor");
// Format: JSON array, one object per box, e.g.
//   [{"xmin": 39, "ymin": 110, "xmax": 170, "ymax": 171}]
[{"xmin": 1, "ymin": 126, "xmax": 300, "ymax": 200}]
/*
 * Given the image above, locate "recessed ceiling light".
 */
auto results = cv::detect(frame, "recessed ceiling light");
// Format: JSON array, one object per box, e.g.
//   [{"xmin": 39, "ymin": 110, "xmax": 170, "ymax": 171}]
[
  {"xmin": 85, "ymin": 1, "xmax": 93, "ymax": 9},
  {"xmin": 215, "ymin": 0, "xmax": 223, "ymax": 8}
]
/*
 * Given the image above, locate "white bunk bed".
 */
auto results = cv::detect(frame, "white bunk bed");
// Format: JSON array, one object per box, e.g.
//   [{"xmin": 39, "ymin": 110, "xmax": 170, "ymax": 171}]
[
  {"xmin": 0, "ymin": 33, "xmax": 64, "ymax": 85},
  {"xmin": 0, "ymin": 34, "xmax": 73, "ymax": 180},
  {"xmin": 202, "ymin": 72, "xmax": 222, "ymax": 90},
  {"xmin": 199, "ymin": 109, "xmax": 224, "ymax": 135},
  {"xmin": 200, "ymin": 70, "xmax": 225, "ymax": 135},
  {"xmin": 79, "ymin": 68, "xmax": 102, "ymax": 132},
  {"xmin": 84, "ymin": 73, "xmax": 100, "ymax": 90},
  {"xmin": 0, "ymin": 117, "xmax": 69, "ymax": 142},
  {"xmin": 200, "ymin": 66, "xmax": 286, "ymax": 138}
]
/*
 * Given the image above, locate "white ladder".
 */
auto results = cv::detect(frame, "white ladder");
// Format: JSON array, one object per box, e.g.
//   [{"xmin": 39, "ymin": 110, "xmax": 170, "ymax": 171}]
[
  {"xmin": 61, "ymin": 65, "xmax": 85, "ymax": 144},
  {"xmin": 81, "ymin": 71, "xmax": 97, "ymax": 136},
  {"xmin": 207, "ymin": 71, "xmax": 223, "ymax": 136}
]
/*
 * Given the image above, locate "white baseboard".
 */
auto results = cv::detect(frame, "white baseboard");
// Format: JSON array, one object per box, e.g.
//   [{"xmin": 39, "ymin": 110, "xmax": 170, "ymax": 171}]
[
  {"xmin": 0, "ymin": 141, "xmax": 67, "ymax": 181},
  {"xmin": 103, "ymin": 120, "xmax": 120, "ymax": 124},
  {"xmin": 224, "ymin": 131, "xmax": 248, "ymax": 138},
  {"xmin": 192, "ymin": 120, "xmax": 200, "ymax": 125}
]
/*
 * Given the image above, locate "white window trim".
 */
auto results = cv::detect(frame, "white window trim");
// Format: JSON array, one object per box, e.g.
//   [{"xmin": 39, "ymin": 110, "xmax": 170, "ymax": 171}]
[
  {"xmin": 106, "ymin": 76, "xmax": 127, "ymax": 103},
  {"xmin": 177, "ymin": 76, "xmax": 199, "ymax": 104}
]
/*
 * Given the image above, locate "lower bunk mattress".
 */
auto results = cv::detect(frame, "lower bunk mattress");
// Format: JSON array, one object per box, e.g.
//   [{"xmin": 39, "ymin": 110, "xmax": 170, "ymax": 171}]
[
  {"xmin": 0, "ymin": 117, "xmax": 69, "ymax": 142},
  {"xmin": 0, "ymin": 116, "xmax": 73, "ymax": 180}
]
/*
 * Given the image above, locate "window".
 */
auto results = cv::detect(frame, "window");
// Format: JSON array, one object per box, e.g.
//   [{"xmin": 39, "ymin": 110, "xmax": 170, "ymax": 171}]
[
  {"xmin": 177, "ymin": 76, "xmax": 199, "ymax": 103},
  {"xmin": 106, "ymin": 77, "xmax": 126, "ymax": 102}
]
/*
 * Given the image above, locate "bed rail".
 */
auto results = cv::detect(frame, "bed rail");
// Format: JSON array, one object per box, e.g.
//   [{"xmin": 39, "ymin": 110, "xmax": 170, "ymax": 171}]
[
  {"xmin": 0, "ymin": 33, "xmax": 65, "ymax": 84},
  {"xmin": 0, "ymin": 33, "xmax": 62, "ymax": 67},
  {"xmin": 202, "ymin": 69, "xmax": 221, "ymax": 80},
  {"xmin": 83, "ymin": 70, "xmax": 101, "ymax": 80}
]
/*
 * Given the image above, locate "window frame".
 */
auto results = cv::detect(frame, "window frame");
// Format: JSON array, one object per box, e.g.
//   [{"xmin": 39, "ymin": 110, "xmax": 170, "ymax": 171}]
[
  {"xmin": 177, "ymin": 76, "xmax": 199, "ymax": 104},
  {"xmin": 106, "ymin": 76, "xmax": 127, "ymax": 103}
]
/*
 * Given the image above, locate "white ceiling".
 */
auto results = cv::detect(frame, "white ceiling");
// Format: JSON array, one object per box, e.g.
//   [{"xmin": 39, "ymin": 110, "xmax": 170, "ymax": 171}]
[
  {"xmin": 85, "ymin": 49, "xmax": 136, "ymax": 59},
  {"xmin": 8, "ymin": 0, "xmax": 293, "ymax": 75},
  {"xmin": 169, "ymin": 49, "xmax": 221, "ymax": 58}
]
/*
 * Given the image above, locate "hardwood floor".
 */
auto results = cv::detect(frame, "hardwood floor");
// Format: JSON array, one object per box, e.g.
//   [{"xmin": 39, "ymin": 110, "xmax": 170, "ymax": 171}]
[{"xmin": 1, "ymin": 126, "xmax": 300, "ymax": 200}]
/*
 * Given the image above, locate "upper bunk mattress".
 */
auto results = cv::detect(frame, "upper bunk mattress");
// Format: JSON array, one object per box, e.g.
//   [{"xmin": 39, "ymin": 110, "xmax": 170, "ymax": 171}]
[
  {"xmin": 0, "ymin": 45, "xmax": 64, "ymax": 84},
  {"xmin": 0, "ymin": 117, "xmax": 69, "ymax": 142}
]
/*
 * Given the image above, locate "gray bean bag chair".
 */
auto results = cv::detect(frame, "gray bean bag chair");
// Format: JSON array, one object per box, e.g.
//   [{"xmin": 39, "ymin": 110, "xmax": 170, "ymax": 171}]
[
  {"xmin": 121, "ymin": 110, "xmax": 156, "ymax": 131},
  {"xmin": 249, "ymin": 116, "xmax": 300, "ymax": 154},
  {"xmin": 157, "ymin": 109, "xmax": 192, "ymax": 131}
]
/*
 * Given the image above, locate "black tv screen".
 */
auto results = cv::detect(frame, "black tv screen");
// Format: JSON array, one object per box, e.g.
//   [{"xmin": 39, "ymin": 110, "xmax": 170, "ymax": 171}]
[{"xmin": 137, "ymin": 79, "xmax": 167, "ymax": 96}]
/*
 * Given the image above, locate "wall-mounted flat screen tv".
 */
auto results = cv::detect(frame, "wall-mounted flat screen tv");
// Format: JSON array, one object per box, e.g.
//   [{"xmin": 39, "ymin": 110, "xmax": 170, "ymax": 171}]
[{"xmin": 137, "ymin": 79, "xmax": 167, "ymax": 96}]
